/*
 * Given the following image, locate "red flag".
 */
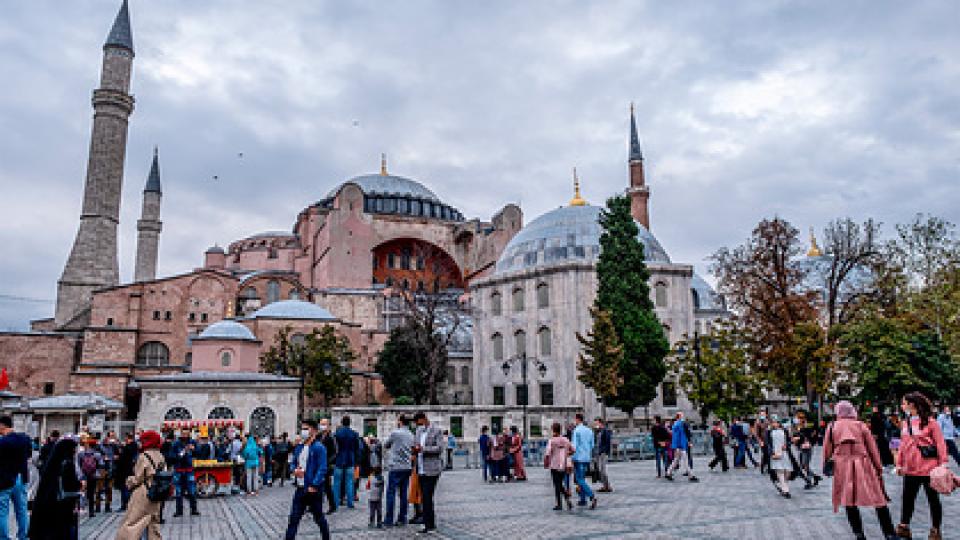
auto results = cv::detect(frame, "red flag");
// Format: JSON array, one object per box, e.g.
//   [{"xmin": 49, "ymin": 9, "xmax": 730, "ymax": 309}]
[{"xmin": 0, "ymin": 368, "xmax": 8, "ymax": 390}]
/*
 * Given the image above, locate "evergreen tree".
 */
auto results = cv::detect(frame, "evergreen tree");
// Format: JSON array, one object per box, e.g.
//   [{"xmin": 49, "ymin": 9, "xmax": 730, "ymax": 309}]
[
  {"xmin": 260, "ymin": 325, "xmax": 354, "ymax": 415},
  {"xmin": 595, "ymin": 195, "xmax": 670, "ymax": 424},
  {"xmin": 576, "ymin": 307, "xmax": 624, "ymax": 419},
  {"xmin": 375, "ymin": 323, "xmax": 434, "ymax": 405}
]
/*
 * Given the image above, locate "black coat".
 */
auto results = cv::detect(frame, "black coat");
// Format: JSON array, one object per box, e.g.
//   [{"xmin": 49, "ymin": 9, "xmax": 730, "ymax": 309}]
[
  {"xmin": 29, "ymin": 439, "xmax": 81, "ymax": 539},
  {"xmin": 115, "ymin": 441, "xmax": 138, "ymax": 479}
]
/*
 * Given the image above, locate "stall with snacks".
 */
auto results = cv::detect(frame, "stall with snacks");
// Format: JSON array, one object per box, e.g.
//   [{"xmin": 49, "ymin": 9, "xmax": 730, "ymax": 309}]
[{"xmin": 162, "ymin": 418, "xmax": 243, "ymax": 497}]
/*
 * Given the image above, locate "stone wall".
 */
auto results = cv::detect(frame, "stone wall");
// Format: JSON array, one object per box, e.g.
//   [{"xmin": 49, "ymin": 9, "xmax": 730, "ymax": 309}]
[{"xmin": 0, "ymin": 332, "xmax": 79, "ymax": 397}]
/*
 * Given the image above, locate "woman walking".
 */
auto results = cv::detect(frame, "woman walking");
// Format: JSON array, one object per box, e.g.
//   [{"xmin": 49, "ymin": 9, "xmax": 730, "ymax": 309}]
[
  {"xmin": 28, "ymin": 437, "xmax": 82, "ymax": 539},
  {"xmin": 895, "ymin": 392, "xmax": 948, "ymax": 540},
  {"xmin": 241, "ymin": 434, "xmax": 263, "ymax": 496},
  {"xmin": 544, "ymin": 423, "xmax": 573, "ymax": 510},
  {"xmin": 824, "ymin": 401, "xmax": 897, "ymax": 540},
  {"xmin": 767, "ymin": 417, "xmax": 793, "ymax": 498},
  {"xmin": 116, "ymin": 430, "xmax": 165, "ymax": 540}
]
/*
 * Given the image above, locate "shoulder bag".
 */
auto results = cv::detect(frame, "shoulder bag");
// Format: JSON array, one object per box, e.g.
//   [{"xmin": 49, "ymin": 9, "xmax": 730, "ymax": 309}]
[
  {"xmin": 908, "ymin": 419, "xmax": 938, "ymax": 459},
  {"xmin": 822, "ymin": 423, "xmax": 835, "ymax": 477}
]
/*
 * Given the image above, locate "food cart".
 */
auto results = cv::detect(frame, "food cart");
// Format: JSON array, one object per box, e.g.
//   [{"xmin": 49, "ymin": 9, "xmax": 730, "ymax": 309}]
[{"xmin": 162, "ymin": 418, "xmax": 243, "ymax": 497}]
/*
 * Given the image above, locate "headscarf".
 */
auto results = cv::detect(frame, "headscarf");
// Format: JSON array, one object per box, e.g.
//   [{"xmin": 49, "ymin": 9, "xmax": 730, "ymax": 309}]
[
  {"xmin": 836, "ymin": 400, "xmax": 858, "ymax": 419},
  {"xmin": 140, "ymin": 430, "xmax": 162, "ymax": 450}
]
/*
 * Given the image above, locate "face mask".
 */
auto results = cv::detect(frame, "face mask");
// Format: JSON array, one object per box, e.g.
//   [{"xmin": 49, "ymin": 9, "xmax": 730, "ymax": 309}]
[{"xmin": 301, "ymin": 429, "xmax": 311, "ymax": 440}]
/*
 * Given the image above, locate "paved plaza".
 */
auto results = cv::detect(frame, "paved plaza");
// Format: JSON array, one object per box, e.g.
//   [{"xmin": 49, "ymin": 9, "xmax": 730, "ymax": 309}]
[{"xmin": 59, "ymin": 454, "xmax": 956, "ymax": 539}]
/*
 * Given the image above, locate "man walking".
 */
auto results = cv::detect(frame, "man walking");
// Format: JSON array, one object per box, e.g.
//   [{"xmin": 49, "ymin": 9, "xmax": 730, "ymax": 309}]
[
  {"xmin": 100, "ymin": 431, "xmax": 120, "ymax": 512},
  {"xmin": 594, "ymin": 418, "xmax": 613, "ymax": 492},
  {"xmin": 333, "ymin": 417, "xmax": 360, "ymax": 509},
  {"xmin": 477, "ymin": 426, "xmax": 492, "ymax": 482},
  {"xmin": 274, "ymin": 433, "xmax": 292, "ymax": 487},
  {"xmin": 708, "ymin": 420, "xmax": 729, "ymax": 472},
  {"xmin": 572, "ymin": 413, "xmax": 597, "ymax": 509},
  {"xmin": 0, "ymin": 415, "xmax": 31, "ymax": 540},
  {"xmin": 78, "ymin": 436, "xmax": 105, "ymax": 516},
  {"xmin": 284, "ymin": 420, "xmax": 330, "ymax": 540},
  {"xmin": 318, "ymin": 419, "xmax": 338, "ymax": 513},
  {"xmin": 651, "ymin": 416, "xmax": 671, "ymax": 477},
  {"xmin": 412, "ymin": 412, "xmax": 443, "ymax": 533},
  {"xmin": 171, "ymin": 428, "xmax": 200, "ymax": 517},
  {"xmin": 383, "ymin": 415, "xmax": 414, "ymax": 527},
  {"xmin": 665, "ymin": 412, "xmax": 699, "ymax": 482},
  {"xmin": 116, "ymin": 432, "xmax": 138, "ymax": 511}
]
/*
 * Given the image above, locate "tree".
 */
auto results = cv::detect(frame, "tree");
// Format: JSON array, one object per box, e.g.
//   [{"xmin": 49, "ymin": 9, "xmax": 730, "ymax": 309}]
[
  {"xmin": 260, "ymin": 325, "xmax": 354, "ymax": 414},
  {"xmin": 669, "ymin": 321, "xmax": 764, "ymax": 423},
  {"xmin": 819, "ymin": 217, "xmax": 882, "ymax": 329},
  {"xmin": 576, "ymin": 307, "xmax": 623, "ymax": 419},
  {"xmin": 376, "ymin": 323, "xmax": 433, "ymax": 405},
  {"xmin": 594, "ymin": 195, "xmax": 670, "ymax": 425}
]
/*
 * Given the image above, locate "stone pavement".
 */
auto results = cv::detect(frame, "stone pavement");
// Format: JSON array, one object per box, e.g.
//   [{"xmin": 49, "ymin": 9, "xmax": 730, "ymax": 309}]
[{"xmin": 13, "ymin": 455, "xmax": 953, "ymax": 539}]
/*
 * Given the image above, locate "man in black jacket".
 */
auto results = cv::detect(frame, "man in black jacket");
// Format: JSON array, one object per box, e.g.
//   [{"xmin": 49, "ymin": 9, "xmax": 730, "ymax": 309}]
[
  {"xmin": 651, "ymin": 416, "xmax": 671, "ymax": 478},
  {"xmin": 115, "ymin": 433, "xmax": 138, "ymax": 511},
  {"xmin": 318, "ymin": 419, "xmax": 338, "ymax": 513},
  {"xmin": 274, "ymin": 433, "xmax": 291, "ymax": 487},
  {"xmin": 594, "ymin": 418, "xmax": 613, "ymax": 492},
  {"xmin": 0, "ymin": 415, "xmax": 31, "ymax": 540}
]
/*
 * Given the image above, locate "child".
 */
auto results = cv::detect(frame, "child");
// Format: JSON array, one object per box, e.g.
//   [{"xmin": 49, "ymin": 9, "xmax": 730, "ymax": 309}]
[{"xmin": 368, "ymin": 467, "xmax": 384, "ymax": 528}]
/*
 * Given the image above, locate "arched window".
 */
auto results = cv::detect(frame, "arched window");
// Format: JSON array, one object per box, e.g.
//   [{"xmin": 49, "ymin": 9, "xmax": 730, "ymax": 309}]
[
  {"xmin": 514, "ymin": 329, "xmax": 527, "ymax": 357},
  {"xmin": 137, "ymin": 341, "xmax": 169, "ymax": 366},
  {"xmin": 512, "ymin": 287, "xmax": 525, "ymax": 312},
  {"xmin": 536, "ymin": 283, "xmax": 549, "ymax": 308},
  {"xmin": 250, "ymin": 406, "xmax": 277, "ymax": 439},
  {"xmin": 461, "ymin": 366, "xmax": 470, "ymax": 385},
  {"xmin": 401, "ymin": 248, "xmax": 411, "ymax": 270},
  {"xmin": 655, "ymin": 282, "xmax": 668, "ymax": 308},
  {"xmin": 492, "ymin": 333, "xmax": 504, "ymax": 361},
  {"xmin": 289, "ymin": 289, "xmax": 300, "ymax": 300},
  {"xmin": 491, "ymin": 292, "xmax": 502, "ymax": 316},
  {"xmin": 387, "ymin": 253, "xmax": 396, "ymax": 269},
  {"xmin": 241, "ymin": 286, "xmax": 258, "ymax": 299},
  {"xmin": 164, "ymin": 406, "xmax": 192, "ymax": 421},
  {"xmin": 691, "ymin": 288, "xmax": 701, "ymax": 309},
  {"xmin": 266, "ymin": 280, "xmax": 280, "ymax": 304},
  {"xmin": 220, "ymin": 350, "xmax": 232, "ymax": 367},
  {"xmin": 207, "ymin": 406, "xmax": 235, "ymax": 420},
  {"xmin": 538, "ymin": 327, "xmax": 552, "ymax": 356}
]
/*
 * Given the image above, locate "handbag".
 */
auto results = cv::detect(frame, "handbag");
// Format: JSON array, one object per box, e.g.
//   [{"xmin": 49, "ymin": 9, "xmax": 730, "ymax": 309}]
[
  {"xmin": 822, "ymin": 424, "xmax": 835, "ymax": 477},
  {"xmin": 907, "ymin": 419, "xmax": 938, "ymax": 459}
]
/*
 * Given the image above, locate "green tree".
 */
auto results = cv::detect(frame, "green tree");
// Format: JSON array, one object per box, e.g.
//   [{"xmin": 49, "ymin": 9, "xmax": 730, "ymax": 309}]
[
  {"xmin": 576, "ymin": 307, "xmax": 623, "ymax": 420},
  {"xmin": 260, "ymin": 325, "xmax": 354, "ymax": 415},
  {"xmin": 375, "ymin": 323, "xmax": 434, "ymax": 405},
  {"xmin": 595, "ymin": 195, "xmax": 670, "ymax": 425}
]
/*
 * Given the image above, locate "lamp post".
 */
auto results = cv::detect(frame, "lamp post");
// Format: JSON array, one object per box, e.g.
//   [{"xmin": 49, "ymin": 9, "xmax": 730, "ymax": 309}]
[{"xmin": 501, "ymin": 353, "xmax": 547, "ymax": 439}]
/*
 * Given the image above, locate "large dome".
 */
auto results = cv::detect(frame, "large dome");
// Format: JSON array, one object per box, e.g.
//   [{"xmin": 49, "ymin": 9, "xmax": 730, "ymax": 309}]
[
  {"xmin": 495, "ymin": 204, "xmax": 671, "ymax": 275},
  {"xmin": 328, "ymin": 174, "xmax": 440, "ymax": 203}
]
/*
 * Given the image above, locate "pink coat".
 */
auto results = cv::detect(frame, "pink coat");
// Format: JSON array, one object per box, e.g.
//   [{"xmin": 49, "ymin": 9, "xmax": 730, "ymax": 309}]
[
  {"xmin": 823, "ymin": 419, "xmax": 888, "ymax": 511},
  {"xmin": 545, "ymin": 436, "xmax": 572, "ymax": 471},
  {"xmin": 896, "ymin": 416, "xmax": 948, "ymax": 476}
]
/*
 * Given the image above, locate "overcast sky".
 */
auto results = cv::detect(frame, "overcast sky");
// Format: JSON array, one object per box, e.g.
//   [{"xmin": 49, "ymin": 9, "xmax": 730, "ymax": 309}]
[{"xmin": 1, "ymin": 0, "xmax": 958, "ymax": 330}]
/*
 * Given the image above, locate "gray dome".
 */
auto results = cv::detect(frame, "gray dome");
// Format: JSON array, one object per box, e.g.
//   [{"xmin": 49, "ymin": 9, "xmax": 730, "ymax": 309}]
[
  {"xmin": 329, "ymin": 174, "xmax": 440, "ymax": 203},
  {"xmin": 691, "ymin": 274, "xmax": 725, "ymax": 311},
  {"xmin": 495, "ymin": 205, "xmax": 671, "ymax": 275},
  {"xmin": 197, "ymin": 320, "xmax": 257, "ymax": 341},
  {"xmin": 250, "ymin": 300, "xmax": 337, "ymax": 321}
]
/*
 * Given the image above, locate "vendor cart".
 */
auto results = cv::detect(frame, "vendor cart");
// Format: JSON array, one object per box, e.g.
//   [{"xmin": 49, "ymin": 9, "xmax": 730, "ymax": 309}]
[{"xmin": 161, "ymin": 418, "xmax": 245, "ymax": 498}]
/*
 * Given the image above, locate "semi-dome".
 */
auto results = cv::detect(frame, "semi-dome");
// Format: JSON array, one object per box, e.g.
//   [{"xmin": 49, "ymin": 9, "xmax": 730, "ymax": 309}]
[
  {"xmin": 495, "ymin": 204, "xmax": 671, "ymax": 275},
  {"xmin": 250, "ymin": 299, "xmax": 337, "ymax": 321},
  {"xmin": 691, "ymin": 273, "xmax": 725, "ymax": 311},
  {"xmin": 197, "ymin": 319, "xmax": 257, "ymax": 341}
]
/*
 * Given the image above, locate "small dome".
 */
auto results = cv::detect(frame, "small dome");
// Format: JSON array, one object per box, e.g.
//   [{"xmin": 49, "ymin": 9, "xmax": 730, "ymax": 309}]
[
  {"xmin": 691, "ymin": 274, "xmax": 725, "ymax": 311},
  {"xmin": 205, "ymin": 245, "xmax": 225, "ymax": 254},
  {"xmin": 330, "ymin": 174, "xmax": 440, "ymax": 202},
  {"xmin": 495, "ymin": 205, "xmax": 671, "ymax": 275},
  {"xmin": 197, "ymin": 320, "xmax": 256, "ymax": 341},
  {"xmin": 250, "ymin": 300, "xmax": 337, "ymax": 321}
]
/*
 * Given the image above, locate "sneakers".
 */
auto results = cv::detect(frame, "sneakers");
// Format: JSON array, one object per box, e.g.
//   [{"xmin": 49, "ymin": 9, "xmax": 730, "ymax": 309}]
[
  {"xmin": 928, "ymin": 528, "xmax": 942, "ymax": 540},
  {"xmin": 781, "ymin": 492, "xmax": 791, "ymax": 499},
  {"xmin": 664, "ymin": 475, "xmax": 674, "ymax": 481},
  {"xmin": 590, "ymin": 497, "xmax": 598, "ymax": 510},
  {"xmin": 688, "ymin": 476, "xmax": 699, "ymax": 483},
  {"xmin": 895, "ymin": 524, "xmax": 911, "ymax": 539}
]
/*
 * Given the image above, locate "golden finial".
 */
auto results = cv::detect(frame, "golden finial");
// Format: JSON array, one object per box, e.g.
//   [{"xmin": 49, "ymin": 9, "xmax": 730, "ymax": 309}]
[
  {"xmin": 807, "ymin": 227, "xmax": 822, "ymax": 257},
  {"xmin": 569, "ymin": 167, "xmax": 587, "ymax": 206},
  {"xmin": 225, "ymin": 301, "xmax": 234, "ymax": 318},
  {"xmin": 380, "ymin": 153, "xmax": 388, "ymax": 176}
]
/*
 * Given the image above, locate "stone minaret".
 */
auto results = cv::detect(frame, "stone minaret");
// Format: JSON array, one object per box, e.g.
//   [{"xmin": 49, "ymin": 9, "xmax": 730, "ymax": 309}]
[
  {"xmin": 134, "ymin": 148, "xmax": 162, "ymax": 282},
  {"xmin": 55, "ymin": 0, "xmax": 135, "ymax": 327},
  {"xmin": 626, "ymin": 103, "xmax": 651, "ymax": 230}
]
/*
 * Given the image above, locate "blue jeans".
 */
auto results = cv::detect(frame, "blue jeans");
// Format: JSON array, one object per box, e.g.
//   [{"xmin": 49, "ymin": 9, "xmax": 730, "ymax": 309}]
[
  {"xmin": 734, "ymin": 440, "xmax": 746, "ymax": 467},
  {"xmin": 285, "ymin": 487, "xmax": 329, "ymax": 540},
  {"xmin": 654, "ymin": 446, "xmax": 670, "ymax": 476},
  {"xmin": 481, "ymin": 454, "xmax": 490, "ymax": 481},
  {"xmin": 173, "ymin": 471, "xmax": 198, "ymax": 514},
  {"xmin": 573, "ymin": 461, "xmax": 593, "ymax": 503},
  {"xmin": 383, "ymin": 469, "xmax": 411, "ymax": 525},
  {"xmin": 0, "ymin": 476, "xmax": 29, "ymax": 540},
  {"xmin": 332, "ymin": 466, "xmax": 355, "ymax": 508}
]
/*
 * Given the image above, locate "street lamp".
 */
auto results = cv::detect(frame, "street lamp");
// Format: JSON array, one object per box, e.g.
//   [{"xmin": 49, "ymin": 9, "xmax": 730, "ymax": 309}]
[{"xmin": 501, "ymin": 353, "xmax": 546, "ymax": 439}]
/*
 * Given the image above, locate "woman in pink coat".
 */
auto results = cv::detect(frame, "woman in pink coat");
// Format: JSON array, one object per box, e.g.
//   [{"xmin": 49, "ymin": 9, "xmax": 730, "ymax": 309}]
[
  {"xmin": 544, "ymin": 422, "xmax": 573, "ymax": 511},
  {"xmin": 824, "ymin": 401, "xmax": 897, "ymax": 540},
  {"xmin": 895, "ymin": 391, "xmax": 948, "ymax": 540}
]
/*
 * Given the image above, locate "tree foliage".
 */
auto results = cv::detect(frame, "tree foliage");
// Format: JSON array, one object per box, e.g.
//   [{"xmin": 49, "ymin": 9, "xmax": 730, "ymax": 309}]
[
  {"xmin": 594, "ymin": 196, "xmax": 670, "ymax": 418},
  {"xmin": 259, "ymin": 325, "xmax": 355, "ymax": 411},
  {"xmin": 576, "ymin": 307, "xmax": 623, "ymax": 413},
  {"xmin": 375, "ymin": 322, "xmax": 437, "ymax": 405}
]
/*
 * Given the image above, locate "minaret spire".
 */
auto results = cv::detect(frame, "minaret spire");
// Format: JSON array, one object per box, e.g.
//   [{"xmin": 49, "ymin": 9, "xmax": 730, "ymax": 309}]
[
  {"xmin": 626, "ymin": 103, "xmax": 651, "ymax": 230},
  {"xmin": 569, "ymin": 167, "xmax": 586, "ymax": 206},
  {"xmin": 807, "ymin": 227, "xmax": 822, "ymax": 257},
  {"xmin": 629, "ymin": 102, "xmax": 643, "ymax": 162},
  {"xmin": 135, "ymin": 148, "xmax": 163, "ymax": 282},
  {"xmin": 104, "ymin": 0, "xmax": 134, "ymax": 55},
  {"xmin": 380, "ymin": 153, "xmax": 388, "ymax": 176},
  {"xmin": 144, "ymin": 146, "xmax": 161, "ymax": 193}
]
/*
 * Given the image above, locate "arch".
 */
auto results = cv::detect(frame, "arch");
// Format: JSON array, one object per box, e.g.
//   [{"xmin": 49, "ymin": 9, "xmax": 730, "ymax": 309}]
[
  {"xmin": 538, "ymin": 326, "xmax": 552, "ymax": 356},
  {"xmin": 207, "ymin": 406, "xmax": 235, "ymax": 420},
  {"xmin": 164, "ymin": 406, "xmax": 192, "ymax": 421},
  {"xmin": 514, "ymin": 329, "xmax": 527, "ymax": 357},
  {"xmin": 536, "ymin": 282, "xmax": 549, "ymax": 308},
  {"xmin": 491, "ymin": 291, "xmax": 502, "ymax": 316},
  {"xmin": 137, "ymin": 341, "xmax": 169, "ymax": 366},
  {"xmin": 250, "ymin": 406, "xmax": 277, "ymax": 439},
  {"xmin": 371, "ymin": 238, "xmax": 463, "ymax": 292},
  {"xmin": 492, "ymin": 333, "xmax": 504, "ymax": 361},
  {"xmin": 655, "ymin": 282, "xmax": 668, "ymax": 308},
  {"xmin": 512, "ymin": 287, "xmax": 525, "ymax": 312}
]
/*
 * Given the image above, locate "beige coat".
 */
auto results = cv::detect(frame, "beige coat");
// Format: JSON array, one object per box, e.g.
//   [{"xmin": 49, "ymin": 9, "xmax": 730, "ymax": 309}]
[{"xmin": 116, "ymin": 449, "xmax": 164, "ymax": 540}]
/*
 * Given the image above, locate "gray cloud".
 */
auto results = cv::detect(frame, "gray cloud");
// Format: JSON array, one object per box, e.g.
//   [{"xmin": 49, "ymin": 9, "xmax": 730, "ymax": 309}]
[{"xmin": 1, "ymin": 0, "xmax": 957, "ymax": 329}]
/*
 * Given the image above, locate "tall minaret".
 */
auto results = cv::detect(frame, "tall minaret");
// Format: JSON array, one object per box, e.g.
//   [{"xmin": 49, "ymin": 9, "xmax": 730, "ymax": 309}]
[
  {"xmin": 626, "ymin": 103, "xmax": 651, "ymax": 230},
  {"xmin": 135, "ymin": 148, "xmax": 162, "ymax": 282},
  {"xmin": 55, "ymin": 0, "xmax": 135, "ymax": 327}
]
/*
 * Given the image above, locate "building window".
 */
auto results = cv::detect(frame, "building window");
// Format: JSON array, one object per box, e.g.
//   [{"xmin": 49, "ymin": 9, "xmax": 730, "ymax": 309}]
[
  {"xmin": 538, "ymin": 327, "xmax": 551, "ymax": 356},
  {"xmin": 207, "ymin": 406, "xmax": 235, "ymax": 419},
  {"xmin": 387, "ymin": 253, "xmax": 396, "ymax": 269},
  {"xmin": 185, "ymin": 352, "xmax": 192, "ymax": 366},
  {"xmin": 43, "ymin": 382, "xmax": 55, "ymax": 396},
  {"xmin": 460, "ymin": 366, "xmax": 470, "ymax": 385},
  {"xmin": 137, "ymin": 341, "xmax": 170, "ymax": 367},
  {"xmin": 200, "ymin": 313, "xmax": 208, "ymax": 323},
  {"xmin": 492, "ymin": 333, "xmax": 503, "ymax": 361},
  {"xmin": 530, "ymin": 417, "xmax": 543, "ymax": 438},
  {"xmin": 493, "ymin": 386, "xmax": 505, "ymax": 405},
  {"xmin": 450, "ymin": 416, "xmax": 464, "ymax": 438},
  {"xmin": 250, "ymin": 406, "xmax": 277, "ymax": 439},
  {"xmin": 691, "ymin": 288, "xmax": 701, "ymax": 309},
  {"xmin": 655, "ymin": 282, "xmax": 668, "ymax": 308},
  {"xmin": 188, "ymin": 313, "xmax": 196, "ymax": 322},
  {"xmin": 268, "ymin": 246, "xmax": 278, "ymax": 259},
  {"xmin": 536, "ymin": 282, "xmax": 549, "ymax": 308},
  {"xmin": 516, "ymin": 384, "xmax": 528, "ymax": 406},
  {"xmin": 491, "ymin": 292, "xmax": 502, "ymax": 316},
  {"xmin": 661, "ymin": 381, "xmax": 677, "ymax": 407},
  {"xmin": 289, "ymin": 289, "xmax": 300, "ymax": 300},
  {"xmin": 164, "ymin": 406, "xmax": 192, "ymax": 421},
  {"xmin": 446, "ymin": 365, "xmax": 456, "ymax": 384},
  {"xmin": 540, "ymin": 383, "xmax": 554, "ymax": 406},
  {"xmin": 106, "ymin": 317, "xmax": 114, "ymax": 326},
  {"xmin": 221, "ymin": 351, "xmax": 232, "ymax": 367},
  {"xmin": 416, "ymin": 256, "xmax": 425, "ymax": 271},
  {"xmin": 164, "ymin": 311, "xmax": 172, "ymax": 321},
  {"xmin": 152, "ymin": 310, "xmax": 161, "ymax": 320},
  {"xmin": 267, "ymin": 280, "xmax": 280, "ymax": 304},
  {"xmin": 491, "ymin": 415, "xmax": 503, "ymax": 435},
  {"xmin": 514, "ymin": 330, "xmax": 526, "ymax": 357},
  {"xmin": 401, "ymin": 248, "xmax": 411, "ymax": 270},
  {"xmin": 242, "ymin": 286, "xmax": 258, "ymax": 300},
  {"xmin": 372, "ymin": 254, "xmax": 378, "ymax": 269},
  {"xmin": 512, "ymin": 287, "xmax": 524, "ymax": 312}
]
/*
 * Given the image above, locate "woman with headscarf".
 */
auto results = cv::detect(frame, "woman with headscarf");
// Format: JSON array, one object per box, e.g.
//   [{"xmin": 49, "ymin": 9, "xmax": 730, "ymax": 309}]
[
  {"xmin": 116, "ymin": 430, "xmax": 165, "ymax": 540},
  {"xmin": 28, "ymin": 437, "xmax": 82, "ymax": 539},
  {"xmin": 824, "ymin": 401, "xmax": 897, "ymax": 540}
]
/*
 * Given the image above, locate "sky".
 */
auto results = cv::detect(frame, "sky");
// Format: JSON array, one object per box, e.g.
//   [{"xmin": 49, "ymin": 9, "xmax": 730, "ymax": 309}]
[{"xmin": 0, "ymin": 0, "xmax": 958, "ymax": 330}]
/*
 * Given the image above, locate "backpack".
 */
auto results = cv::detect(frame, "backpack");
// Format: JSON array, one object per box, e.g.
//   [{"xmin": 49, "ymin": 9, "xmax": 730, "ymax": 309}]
[
  {"xmin": 81, "ymin": 452, "xmax": 99, "ymax": 478},
  {"xmin": 143, "ymin": 453, "xmax": 174, "ymax": 503}
]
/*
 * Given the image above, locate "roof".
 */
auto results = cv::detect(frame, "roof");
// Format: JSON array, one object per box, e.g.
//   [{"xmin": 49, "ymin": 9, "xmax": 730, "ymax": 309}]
[
  {"xmin": 29, "ymin": 393, "xmax": 123, "ymax": 411},
  {"xmin": 495, "ymin": 204, "xmax": 671, "ymax": 275},
  {"xmin": 249, "ymin": 299, "xmax": 337, "ymax": 321},
  {"xmin": 144, "ymin": 147, "xmax": 161, "ymax": 193},
  {"xmin": 330, "ymin": 173, "xmax": 440, "ymax": 203},
  {"xmin": 104, "ymin": 0, "xmax": 134, "ymax": 54},
  {"xmin": 136, "ymin": 371, "xmax": 300, "ymax": 383},
  {"xmin": 691, "ymin": 274, "xmax": 725, "ymax": 312},
  {"xmin": 247, "ymin": 231, "xmax": 296, "ymax": 239},
  {"xmin": 196, "ymin": 319, "xmax": 257, "ymax": 341}
]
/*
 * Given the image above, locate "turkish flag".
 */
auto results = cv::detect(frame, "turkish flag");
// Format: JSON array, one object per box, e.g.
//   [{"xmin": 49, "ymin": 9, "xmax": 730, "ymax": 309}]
[{"xmin": 0, "ymin": 368, "xmax": 8, "ymax": 390}]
